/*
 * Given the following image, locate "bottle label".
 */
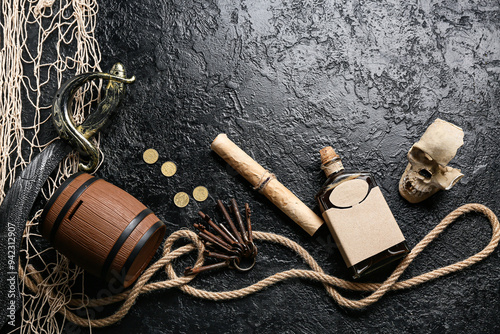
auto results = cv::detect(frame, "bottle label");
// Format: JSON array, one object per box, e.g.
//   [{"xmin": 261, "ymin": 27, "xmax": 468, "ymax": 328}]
[{"xmin": 322, "ymin": 183, "xmax": 405, "ymax": 267}]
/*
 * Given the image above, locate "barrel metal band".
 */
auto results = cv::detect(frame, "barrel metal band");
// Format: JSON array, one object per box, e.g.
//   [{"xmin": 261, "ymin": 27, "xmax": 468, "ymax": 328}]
[
  {"xmin": 121, "ymin": 220, "xmax": 165, "ymax": 284},
  {"xmin": 49, "ymin": 176, "xmax": 99, "ymax": 243},
  {"xmin": 40, "ymin": 172, "xmax": 83, "ymax": 226},
  {"xmin": 101, "ymin": 208, "xmax": 153, "ymax": 279}
]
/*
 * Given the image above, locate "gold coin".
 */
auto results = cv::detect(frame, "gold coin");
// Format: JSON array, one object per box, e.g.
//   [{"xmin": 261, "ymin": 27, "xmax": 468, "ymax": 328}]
[
  {"xmin": 143, "ymin": 148, "xmax": 159, "ymax": 164},
  {"xmin": 174, "ymin": 192, "xmax": 190, "ymax": 208},
  {"xmin": 161, "ymin": 161, "xmax": 177, "ymax": 177},
  {"xmin": 193, "ymin": 186, "xmax": 209, "ymax": 202}
]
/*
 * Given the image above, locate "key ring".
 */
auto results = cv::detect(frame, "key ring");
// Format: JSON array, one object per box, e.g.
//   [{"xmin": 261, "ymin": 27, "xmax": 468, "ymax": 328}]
[{"xmin": 231, "ymin": 256, "xmax": 256, "ymax": 272}]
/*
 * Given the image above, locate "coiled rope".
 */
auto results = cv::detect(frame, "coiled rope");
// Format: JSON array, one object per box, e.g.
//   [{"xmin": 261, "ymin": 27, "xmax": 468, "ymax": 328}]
[{"xmin": 20, "ymin": 203, "xmax": 500, "ymax": 328}]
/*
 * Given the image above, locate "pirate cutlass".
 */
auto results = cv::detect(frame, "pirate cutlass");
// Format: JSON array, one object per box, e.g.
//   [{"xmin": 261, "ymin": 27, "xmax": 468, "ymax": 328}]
[{"xmin": 0, "ymin": 63, "xmax": 135, "ymax": 328}]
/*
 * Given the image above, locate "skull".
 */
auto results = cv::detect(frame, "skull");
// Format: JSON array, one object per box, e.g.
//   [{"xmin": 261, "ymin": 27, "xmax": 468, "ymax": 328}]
[{"xmin": 399, "ymin": 119, "xmax": 464, "ymax": 203}]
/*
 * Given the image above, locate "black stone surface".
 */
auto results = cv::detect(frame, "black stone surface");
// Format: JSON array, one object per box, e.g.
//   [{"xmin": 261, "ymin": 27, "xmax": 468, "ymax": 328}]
[{"xmin": 6, "ymin": 0, "xmax": 500, "ymax": 333}]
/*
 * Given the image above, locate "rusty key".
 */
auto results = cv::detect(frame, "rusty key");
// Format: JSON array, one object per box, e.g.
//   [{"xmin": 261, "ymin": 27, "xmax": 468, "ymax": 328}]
[
  {"xmin": 218, "ymin": 222, "xmax": 238, "ymax": 243},
  {"xmin": 217, "ymin": 200, "xmax": 244, "ymax": 245},
  {"xmin": 245, "ymin": 203, "xmax": 257, "ymax": 257},
  {"xmin": 204, "ymin": 250, "xmax": 239, "ymax": 261},
  {"xmin": 194, "ymin": 223, "xmax": 233, "ymax": 251},
  {"xmin": 198, "ymin": 231, "xmax": 240, "ymax": 255},
  {"xmin": 245, "ymin": 203, "xmax": 253, "ymax": 243},
  {"xmin": 184, "ymin": 261, "xmax": 231, "ymax": 276},
  {"xmin": 198, "ymin": 211, "xmax": 236, "ymax": 246},
  {"xmin": 230, "ymin": 198, "xmax": 249, "ymax": 244}
]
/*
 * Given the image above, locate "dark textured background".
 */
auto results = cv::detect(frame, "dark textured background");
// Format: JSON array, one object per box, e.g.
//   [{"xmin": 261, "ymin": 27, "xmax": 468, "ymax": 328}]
[{"xmin": 8, "ymin": 0, "xmax": 500, "ymax": 333}]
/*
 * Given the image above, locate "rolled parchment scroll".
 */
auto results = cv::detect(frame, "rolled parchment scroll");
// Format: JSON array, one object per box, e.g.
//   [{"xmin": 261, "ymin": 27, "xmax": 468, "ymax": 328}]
[{"xmin": 211, "ymin": 134, "xmax": 324, "ymax": 236}]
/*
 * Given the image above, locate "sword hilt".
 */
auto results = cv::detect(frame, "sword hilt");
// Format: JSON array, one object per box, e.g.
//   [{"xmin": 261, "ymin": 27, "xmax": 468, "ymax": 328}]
[{"xmin": 52, "ymin": 63, "xmax": 135, "ymax": 172}]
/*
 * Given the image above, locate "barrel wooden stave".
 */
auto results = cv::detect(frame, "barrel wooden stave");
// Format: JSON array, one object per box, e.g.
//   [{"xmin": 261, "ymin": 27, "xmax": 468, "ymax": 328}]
[{"xmin": 41, "ymin": 173, "xmax": 165, "ymax": 287}]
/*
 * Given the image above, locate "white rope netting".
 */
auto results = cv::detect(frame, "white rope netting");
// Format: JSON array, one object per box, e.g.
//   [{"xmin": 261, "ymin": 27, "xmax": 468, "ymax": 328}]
[{"xmin": 0, "ymin": 0, "xmax": 101, "ymax": 332}]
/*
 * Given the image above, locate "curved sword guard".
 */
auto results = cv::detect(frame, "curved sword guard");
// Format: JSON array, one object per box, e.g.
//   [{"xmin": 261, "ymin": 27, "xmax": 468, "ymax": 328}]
[{"xmin": 52, "ymin": 63, "xmax": 135, "ymax": 172}]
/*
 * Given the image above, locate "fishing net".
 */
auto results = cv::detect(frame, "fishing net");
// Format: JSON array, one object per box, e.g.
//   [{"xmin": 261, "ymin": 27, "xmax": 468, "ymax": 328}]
[{"xmin": 0, "ymin": 0, "xmax": 101, "ymax": 332}]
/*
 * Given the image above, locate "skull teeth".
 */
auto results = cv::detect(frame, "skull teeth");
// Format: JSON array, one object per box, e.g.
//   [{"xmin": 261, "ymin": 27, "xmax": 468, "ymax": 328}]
[{"xmin": 402, "ymin": 175, "xmax": 432, "ymax": 198}]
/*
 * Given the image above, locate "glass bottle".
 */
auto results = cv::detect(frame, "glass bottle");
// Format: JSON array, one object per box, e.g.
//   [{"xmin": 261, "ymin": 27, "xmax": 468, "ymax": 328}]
[{"xmin": 316, "ymin": 147, "xmax": 410, "ymax": 279}]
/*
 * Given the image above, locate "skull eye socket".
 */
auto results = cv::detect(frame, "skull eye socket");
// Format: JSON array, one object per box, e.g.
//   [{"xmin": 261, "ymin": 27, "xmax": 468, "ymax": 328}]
[
  {"xmin": 419, "ymin": 169, "xmax": 432, "ymax": 179},
  {"xmin": 411, "ymin": 147, "xmax": 432, "ymax": 163}
]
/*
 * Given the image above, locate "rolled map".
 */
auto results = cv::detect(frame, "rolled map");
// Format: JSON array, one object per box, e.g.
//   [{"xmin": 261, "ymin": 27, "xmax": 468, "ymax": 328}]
[{"xmin": 211, "ymin": 134, "xmax": 324, "ymax": 236}]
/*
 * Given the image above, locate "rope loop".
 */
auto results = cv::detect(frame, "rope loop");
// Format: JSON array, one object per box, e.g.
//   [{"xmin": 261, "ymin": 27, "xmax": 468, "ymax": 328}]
[{"xmin": 20, "ymin": 203, "xmax": 500, "ymax": 327}]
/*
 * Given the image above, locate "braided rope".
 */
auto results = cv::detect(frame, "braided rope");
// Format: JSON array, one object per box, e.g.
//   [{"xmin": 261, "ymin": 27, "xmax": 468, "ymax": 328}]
[{"xmin": 19, "ymin": 203, "xmax": 500, "ymax": 327}]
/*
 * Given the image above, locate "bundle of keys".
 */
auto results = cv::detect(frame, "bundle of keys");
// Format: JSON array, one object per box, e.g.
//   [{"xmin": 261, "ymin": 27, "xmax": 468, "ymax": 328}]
[{"xmin": 185, "ymin": 199, "xmax": 258, "ymax": 275}]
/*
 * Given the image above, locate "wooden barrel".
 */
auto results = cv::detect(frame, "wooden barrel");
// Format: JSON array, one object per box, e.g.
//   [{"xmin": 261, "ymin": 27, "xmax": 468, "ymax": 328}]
[{"xmin": 40, "ymin": 173, "xmax": 166, "ymax": 287}]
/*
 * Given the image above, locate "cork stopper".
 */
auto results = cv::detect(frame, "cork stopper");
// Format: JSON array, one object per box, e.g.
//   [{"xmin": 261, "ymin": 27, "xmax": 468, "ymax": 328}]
[
  {"xmin": 320, "ymin": 146, "xmax": 344, "ymax": 177},
  {"xmin": 320, "ymin": 146, "xmax": 340, "ymax": 165}
]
